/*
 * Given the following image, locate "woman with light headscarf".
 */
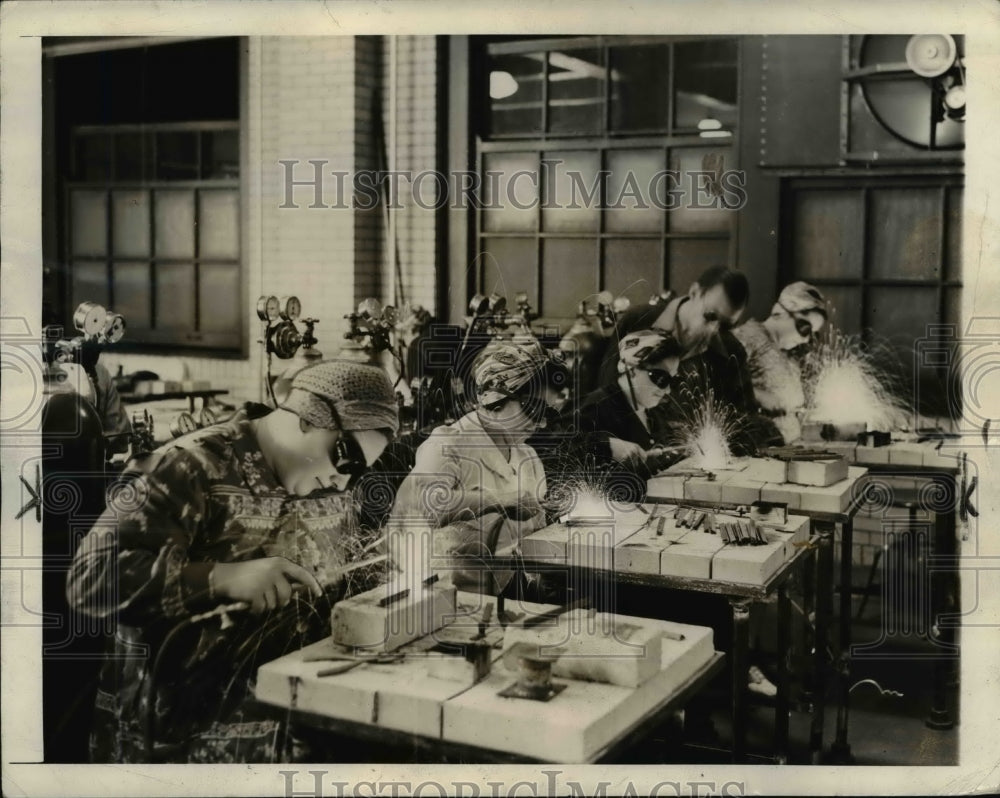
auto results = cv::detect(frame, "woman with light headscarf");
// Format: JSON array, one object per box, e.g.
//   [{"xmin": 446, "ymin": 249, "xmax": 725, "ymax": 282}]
[
  {"xmin": 733, "ymin": 281, "xmax": 828, "ymax": 444},
  {"xmin": 388, "ymin": 338, "xmax": 569, "ymax": 594}
]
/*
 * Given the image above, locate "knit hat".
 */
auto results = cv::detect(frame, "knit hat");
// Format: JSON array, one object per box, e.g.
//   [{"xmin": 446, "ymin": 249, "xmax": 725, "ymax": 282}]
[
  {"xmin": 617, "ymin": 329, "xmax": 682, "ymax": 369},
  {"xmin": 473, "ymin": 338, "xmax": 554, "ymax": 406},
  {"xmin": 281, "ymin": 359, "xmax": 399, "ymax": 436},
  {"xmin": 777, "ymin": 282, "xmax": 827, "ymax": 316}
]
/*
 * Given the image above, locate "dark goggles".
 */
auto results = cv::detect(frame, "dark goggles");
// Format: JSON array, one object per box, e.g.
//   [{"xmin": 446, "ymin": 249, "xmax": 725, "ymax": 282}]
[
  {"xmin": 519, "ymin": 397, "xmax": 562, "ymax": 427},
  {"xmin": 644, "ymin": 368, "xmax": 676, "ymax": 390},
  {"xmin": 333, "ymin": 433, "xmax": 367, "ymax": 486},
  {"xmin": 778, "ymin": 300, "xmax": 817, "ymax": 338}
]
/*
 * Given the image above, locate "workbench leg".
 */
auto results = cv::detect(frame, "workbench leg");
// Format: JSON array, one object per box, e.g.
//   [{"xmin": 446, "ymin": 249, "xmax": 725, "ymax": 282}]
[
  {"xmin": 730, "ymin": 599, "xmax": 750, "ymax": 764},
  {"xmin": 798, "ymin": 544, "xmax": 816, "ymax": 709},
  {"xmin": 927, "ymin": 473, "xmax": 958, "ymax": 730},
  {"xmin": 809, "ymin": 525, "xmax": 833, "ymax": 764},
  {"xmin": 830, "ymin": 519, "xmax": 854, "ymax": 763},
  {"xmin": 775, "ymin": 585, "xmax": 791, "ymax": 764}
]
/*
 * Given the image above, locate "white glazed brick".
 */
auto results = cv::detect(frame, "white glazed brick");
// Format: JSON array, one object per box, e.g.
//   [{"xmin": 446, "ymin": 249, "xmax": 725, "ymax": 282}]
[
  {"xmin": 659, "ymin": 529, "xmax": 725, "ymax": 579},
  {"xmin": 331, "ymin": 582, "xmax": 458, "ymax": 652},
  {"xmin": 787, "ymin": 457, "xmax": 849, "ymax": 487},
  {"xmin": 501, "ymin": 609, "xmax": 663, "ymax": 688}
]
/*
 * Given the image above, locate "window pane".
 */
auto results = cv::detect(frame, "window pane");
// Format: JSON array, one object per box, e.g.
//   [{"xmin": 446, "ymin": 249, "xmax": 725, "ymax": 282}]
[
  {"xmin": 112, "ymin": 262, "xmax": 151, "ymax": 329},
  {"xmin": 155, "ymin": 263, "xmax": 196, "ymax": 330},
  {"xmin": 198, "ymin": 190, "xmax": 240, "ymax": 259},
  {"xmin": 199, "ymin": 264, "xmax": 241, "ymax": 332},
  {"xmin": 71, "ymin": 190, "xmax": 107, "ymax": 257},
  {"xmin": 946, "ymin": 187, "xmax": 962, "ymax": 282},
  {"xmin": 602, "ymin": 238, "xmax": 662, "ymax": 304},
  {"xmin": 606, "ymin": 149, "xmax": 665, "ymax": 234},
  {"xmin": 548, "ymin": 48, "xmax": 605, "ymax": 135},
  {"xmin": 155, "ymin": 190, "xmax": 196, "ymax": 259},
  {"xmin": 542, "ymin": 239, "xmax": 596, "ymax": 318},
  {"xmin": 817, "ymin": 285, "xmax": 862, "ymax": 336},
  {"xmin": 674, "ymin": 40, "xmax": 738, "ymax": 131},
  {"xmin": 609, "ymin": 44, "xmax": 670, "ymax": 132},
  {"xmin": 201, "ymin": 129, "xmax": 239, "ymax": 179},
  {"xmin": 75, "ymin": 134, "xmax": 112, "ymax": 181},
  {"xmin": 865, "ymin": 286, "xmax": 938, "ymax": 393},
  {"xmin": 541, "ymin": 150, "xmax": 600, "ymax": 232},
  {"xmin": 488, "ymin": 52, "xmax": 544, "ymax": 136},
  {"xmin": 157, "ymin": 131, "xmax": 199, "ymax": 180},
  {"xmin": 865, "ymin": 286, "xmax": 937, "ymax": 351},
  {"xmin": 112, "ymin": 190, "xmax": 151, "ymax": 258},
  {"xmin": 115, "ymin": 132, "xmax": 152, "ymax": 181},
  {"xmin": 480, "ymin": 237, "xmax": 535, "ymax": 299},
  {"xmin": 482, "ymin": 152, "xmax": 538, "ymax": 233},
  {"xmin": 71, "ymin": 261, "xmax": 108, "ymax": 312},
  {"xmin": 666, "ymin": 238, "xmax": 729, "ymax": 293},
  {"xmin": 792, "ymin": 190, "xmax": 865, "ymax": 280},
  {"xmin": 870, "ymin": 188, "xmax": 942, "ymax": 280},
  {"xmin": 668, "ymin": 147, "xmax": 733, "ymax": 233}
]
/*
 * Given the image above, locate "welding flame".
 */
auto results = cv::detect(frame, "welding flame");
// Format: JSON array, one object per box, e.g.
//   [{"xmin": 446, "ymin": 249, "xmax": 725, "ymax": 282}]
[
  {"xmin": 676, "ymin": 392, "xmax": 738, "ymax": 470},
  {"xmin": 803, "ymin": 332, "xmax": 908, "ymax": 431},
  {"xmin": 568, "ymin": 488, "xmax": 614, "ymax": 521}
]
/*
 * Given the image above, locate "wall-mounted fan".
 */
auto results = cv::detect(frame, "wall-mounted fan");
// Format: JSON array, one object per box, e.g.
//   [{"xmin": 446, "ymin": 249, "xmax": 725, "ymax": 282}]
[{"xmin": 855, "ymin": 34, "xmax": 965, "ymax": 151}]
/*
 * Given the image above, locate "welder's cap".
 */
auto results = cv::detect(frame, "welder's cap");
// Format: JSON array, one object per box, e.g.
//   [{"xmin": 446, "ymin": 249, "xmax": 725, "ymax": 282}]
[
  {"xmin": 473, "ymin": 338, "xmax": 557, "ymax": 406},
  {"xmin": 282, "ymin": 359, "xmax": 399, "ymax": 436},
  {"xmin": 777, "ymin": 282, "xmax": 828, "ymax": 316},
  {"xmin": 617, "ymin": 329, "xmax": 682, "ymax": 369}
]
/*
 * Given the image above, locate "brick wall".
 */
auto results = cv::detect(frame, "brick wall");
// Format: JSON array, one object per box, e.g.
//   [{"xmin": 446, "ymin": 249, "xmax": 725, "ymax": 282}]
[
  {"xmin": 104, "ymin": 36, "xmax": 443, "ymax": 404},
  {"xmin": 381, "ymin": 36, "xmax": 440, "ymax": 316}
]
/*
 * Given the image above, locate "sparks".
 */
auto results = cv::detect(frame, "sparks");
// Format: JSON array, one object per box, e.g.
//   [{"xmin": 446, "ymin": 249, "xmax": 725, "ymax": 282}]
[
  {"xmin": 676, "ymin": 392, "xmax": 739, "ymax": 470},
  {"xmin": 802, "ymin": 331, "xmax": 909, "ymax": 432}
]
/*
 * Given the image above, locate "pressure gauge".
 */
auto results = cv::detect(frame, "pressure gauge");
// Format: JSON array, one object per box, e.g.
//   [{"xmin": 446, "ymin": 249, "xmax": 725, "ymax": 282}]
[
  {"xmin": 256, "ymin": 295, "xmax": 280, "ymax": 322},
  {"xmin": 487, "ymin": 293, "xmax": 507, "ymax": 314},
  {"xmin": 102, "ymin": 312, "xmax": 126, "ymax": 344},
  {"xmin": 170, "ymin": 411, "xmax": 198, "ymax": 439},
  {"xmin": 279, "ymin": 295, "xmax": 302, "ymax": 321},
  {"xmin": 73, "ymin": 301, "xmax": 108, "ymax": 336},
  {"xmin": 357, "ymin": 298, "xmax": 382, "ymax": 320},
  {"xmin": 468, "ymin": 294, "xmax": 489, "ymax": 316}
]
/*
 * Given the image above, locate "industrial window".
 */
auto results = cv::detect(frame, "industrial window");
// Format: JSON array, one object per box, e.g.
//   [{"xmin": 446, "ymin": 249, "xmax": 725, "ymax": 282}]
[
  {"xmin": 474, "ymin": 36, "xmax": 740, "ymax": 322},
  {"xmin": 48, "ymin": 38, "xmax": 244, "ymax": 354},
  {"xmin": 782, "ymin": 177, "xmax": 962, "ymax": 415}
]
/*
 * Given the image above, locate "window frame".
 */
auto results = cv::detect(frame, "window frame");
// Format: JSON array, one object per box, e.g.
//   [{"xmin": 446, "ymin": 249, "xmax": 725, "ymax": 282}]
[
  {"xmin": 49, "ymin": 37, "xmax": 249, "ymax": 358},
  {"xmin": 472, "ymin": 35, "xmax": 741, "ymax": 326}
]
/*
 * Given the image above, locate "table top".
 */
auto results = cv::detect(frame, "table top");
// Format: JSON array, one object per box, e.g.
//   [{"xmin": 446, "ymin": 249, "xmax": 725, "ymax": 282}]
[
  {"xmin": 254, "ymin": 592, "xmax": 722, "ymax": 763},
  {"xmin": 799, "ymin": 438, "xmax": 962, "ymax": 474},
  {"xmin": 119, "ymin": 388, "xmax": 229, "ymax": 403},
  {"xmin": 647, "ymin": 457, "xmax": 869, "ymax": 522}
]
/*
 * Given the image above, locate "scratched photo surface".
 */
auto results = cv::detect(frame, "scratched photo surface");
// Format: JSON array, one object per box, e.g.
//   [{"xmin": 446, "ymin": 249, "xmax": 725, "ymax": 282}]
[{"xmin": 2, "ymin": 2, "xmax": 999, "ymax": 797}]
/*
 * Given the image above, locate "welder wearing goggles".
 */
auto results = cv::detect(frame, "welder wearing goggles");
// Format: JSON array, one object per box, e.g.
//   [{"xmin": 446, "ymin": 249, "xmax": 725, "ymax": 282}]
[{"xmin": 388, "ymin": 338, "xmax": 569, "ymax": 594}]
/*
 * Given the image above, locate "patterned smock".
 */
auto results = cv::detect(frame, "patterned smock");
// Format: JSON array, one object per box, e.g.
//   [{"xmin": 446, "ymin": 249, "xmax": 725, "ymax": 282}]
[
  {"xmin": 732, "ymin": 319, "xmax": 806, "ymax": 444},
  {"xmin": 67, "ymin": 403, "xmax": 372, "ymax": 763}
]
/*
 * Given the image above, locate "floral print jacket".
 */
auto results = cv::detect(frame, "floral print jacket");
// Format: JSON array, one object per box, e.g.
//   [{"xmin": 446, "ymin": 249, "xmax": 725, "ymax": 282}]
[{"xmin": 67, "ymin": 404, "xmax": 371, "ymax": 763}]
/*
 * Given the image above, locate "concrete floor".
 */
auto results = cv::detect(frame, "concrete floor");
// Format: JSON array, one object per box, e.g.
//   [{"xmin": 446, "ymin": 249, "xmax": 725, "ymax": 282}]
[{"xmin": 632, "ymin": 554, "xmax": 961, "ymax": 766}]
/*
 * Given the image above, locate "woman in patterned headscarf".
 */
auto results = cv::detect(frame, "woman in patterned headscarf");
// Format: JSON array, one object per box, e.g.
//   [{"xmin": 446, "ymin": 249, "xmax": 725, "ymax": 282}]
[
  {"xmin": 67, "ymin": 360, "xmax": 399, "ymax": 763},
  {"xmin": 388, "ymin": 338, "xmax": 569, "ymax": 594}
]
